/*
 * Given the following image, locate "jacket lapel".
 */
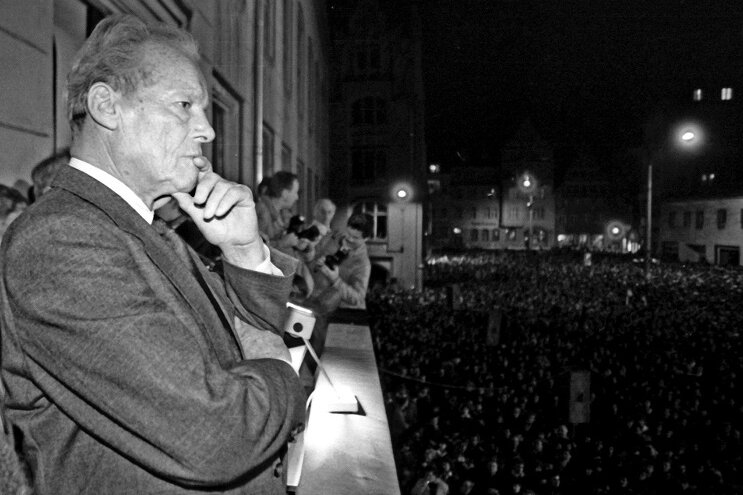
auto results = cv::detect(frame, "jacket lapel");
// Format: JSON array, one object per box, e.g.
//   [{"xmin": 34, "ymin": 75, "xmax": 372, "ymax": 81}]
[{"xmin": 52, "ymin": 167, "xmax": 242, "ymax": 365}]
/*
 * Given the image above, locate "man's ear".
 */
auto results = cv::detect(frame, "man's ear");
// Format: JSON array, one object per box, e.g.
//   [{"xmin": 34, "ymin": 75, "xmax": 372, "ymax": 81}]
[{"xmin": 86, "ymin": 82, "xmax": 121, "ymax": 131}]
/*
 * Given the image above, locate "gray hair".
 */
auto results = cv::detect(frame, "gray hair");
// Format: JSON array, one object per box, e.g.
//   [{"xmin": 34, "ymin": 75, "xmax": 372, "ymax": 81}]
[{"xmin": 66, "ymin": 14, "xmax": 200, "ymax": 133}]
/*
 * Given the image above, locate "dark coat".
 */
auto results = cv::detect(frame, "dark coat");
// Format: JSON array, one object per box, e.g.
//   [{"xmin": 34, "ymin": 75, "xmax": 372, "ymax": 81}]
[{"xmin": 0, "ymin": 166, "xmax": 305, "ymax": 494}]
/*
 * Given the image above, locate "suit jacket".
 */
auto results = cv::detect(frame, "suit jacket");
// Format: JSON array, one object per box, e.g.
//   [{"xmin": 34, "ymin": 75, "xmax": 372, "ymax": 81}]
[{"xmin": 0, "ymin": 166, "xmax": 305, "ymax": 494}]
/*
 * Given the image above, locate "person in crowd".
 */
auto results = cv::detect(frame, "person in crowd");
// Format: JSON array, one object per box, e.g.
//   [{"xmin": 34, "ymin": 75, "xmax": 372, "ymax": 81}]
[
  {"xmin": 310, "ymin": 197, "xmax": 336, "ymax": 238},
  {"xmin": 306, "ymin": 212, "xmax": 372, "ymax": 314},
  {"xmin": 255, "ymin": 171, "xmax": 303, "ymax": 252},
  {"xmin": 307, "ymin": 197, "xmax": 338, "ymax": 266},
  {"xmin": 0, "ymin": 14, "xmax": 304, "ymax": 494},
  {"xmin": 369, "ymin": 250, "xmax": 743, "ymax": 495},
  {"xmin": 255, "ymin": 171, "xmax": 316, "ymax": 298},
  {"xmin": 30, "ymin": 148, "xmax": 70, "ymax": 202}
]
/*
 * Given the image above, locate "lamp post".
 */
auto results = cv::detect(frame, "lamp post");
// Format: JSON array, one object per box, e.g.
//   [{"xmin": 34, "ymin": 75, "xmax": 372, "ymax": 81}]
[
  {"xmin": 645, "ymin": 127, "xmax": 698, "ymax": 277},
  {"xmin": 518, "ymin": 172, "xmax": 538, "ymax": 250}
]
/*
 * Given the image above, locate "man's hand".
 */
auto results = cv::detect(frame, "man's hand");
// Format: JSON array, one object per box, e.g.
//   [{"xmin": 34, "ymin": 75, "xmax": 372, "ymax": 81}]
[
  {"xmin": 172, "ymin": 156, "xmax": 265, "ymax": 268},
  {"xmin": 314, "ymin": 258, "xmax": 340, "ymax": 283}
]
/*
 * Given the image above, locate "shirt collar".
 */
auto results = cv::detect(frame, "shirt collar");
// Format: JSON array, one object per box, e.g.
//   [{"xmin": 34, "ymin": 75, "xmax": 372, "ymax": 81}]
[{"xmin": 69, "ymin": 157, "xmax": 155, "ymax": 224}]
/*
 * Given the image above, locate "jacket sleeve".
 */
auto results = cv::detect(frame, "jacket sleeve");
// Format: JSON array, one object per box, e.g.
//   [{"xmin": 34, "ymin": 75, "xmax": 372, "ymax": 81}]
[
  {"xmin": 2, "ymin": 213, "xmax": 305, "ymax": 487},
  {"xmin": 221, "ymin": 247, "xmax": 298, "ymax": 335},
  {"xmin": 336, "ymin": 256, "xmax": 371, "ymax": 308}
]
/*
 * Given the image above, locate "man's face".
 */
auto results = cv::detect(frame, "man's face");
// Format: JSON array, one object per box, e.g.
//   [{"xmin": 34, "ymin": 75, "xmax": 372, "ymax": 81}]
[
  {"xmin": 314, "ymin": 201, "xmax": 336, "ymax": 226},
  {"xmin": 344, "ymin": 226, "xmax": 366, "ymax": 249},
  {"xmin": 113, "ymin": 43, "xmax": 215, "ymax": 206},
  {"xmin": 280, "ymin": 179, "xmax": 299, "ymax": 209}
]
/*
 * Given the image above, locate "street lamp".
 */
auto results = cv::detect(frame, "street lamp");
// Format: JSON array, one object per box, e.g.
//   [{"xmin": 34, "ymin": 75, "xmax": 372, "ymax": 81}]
[
  {"xmin": 645, "ymin": 125, "xmax": 701, "ymax": 276},
  {"xmin": 517, "ymin": 172, "xmax": 538, "ymax": 250}
]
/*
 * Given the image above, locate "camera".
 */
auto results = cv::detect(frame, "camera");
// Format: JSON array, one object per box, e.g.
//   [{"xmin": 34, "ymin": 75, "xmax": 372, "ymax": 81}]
[
  {"xmin": 286, "ymin": 215, "xmax": 321, "ymax": 252},
  {"xmin": 324, "ymin": 247, "xmax": 349, "ymax": 269},
  {"xmin": 286, "ymin": 215, "xmax": 306, "ymax": 235}
]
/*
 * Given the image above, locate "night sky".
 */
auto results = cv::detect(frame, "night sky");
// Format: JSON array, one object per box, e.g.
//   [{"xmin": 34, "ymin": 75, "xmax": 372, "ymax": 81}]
[{"xmin": 420, "ymin": 0, "xmax": 743, "ymax": 170}]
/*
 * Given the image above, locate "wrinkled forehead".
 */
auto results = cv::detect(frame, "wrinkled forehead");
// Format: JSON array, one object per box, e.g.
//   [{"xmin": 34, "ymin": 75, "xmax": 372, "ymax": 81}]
[{"xmin": 139, "ymin": 42, "xmax": 208, "ymax": 97}]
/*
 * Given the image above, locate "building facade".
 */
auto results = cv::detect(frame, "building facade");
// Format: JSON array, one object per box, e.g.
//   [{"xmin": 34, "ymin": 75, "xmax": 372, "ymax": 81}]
[
  {"xmin": 499, "ymin": 120, "xmax": 556, "ymax": 250},
  {"xmin": 660, "ymin": 197, "xmax": 743, "ymax": 266},
  {"xmin": 555, "ymin": 151, "xmax": 635, "ymax": 252},
  {"xmin": 654, "ymin": 86, "xmax": 743, "ymax": 265},
  {"xmin": 427, "ymin": 167, "xmax": 502, "ymax": 250},
  {"xmin": 0, "ymin": 0, "xmax": 329, "ymax": 221},
  {"xmin": 327, "ymin": 0, "xmax": 427, "ymax": 289}
]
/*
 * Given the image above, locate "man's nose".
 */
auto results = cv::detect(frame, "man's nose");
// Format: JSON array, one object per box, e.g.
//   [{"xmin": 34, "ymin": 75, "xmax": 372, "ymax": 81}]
[{"xmin": 193, "ymin": 109, "xmax": 215, "ymax": 143}]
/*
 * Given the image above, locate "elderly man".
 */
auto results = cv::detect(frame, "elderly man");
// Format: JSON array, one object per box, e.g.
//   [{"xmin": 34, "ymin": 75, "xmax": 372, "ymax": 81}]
[
  {"xmin": 0, "ymin": 14, "xmax": 304, "ymax": 495},
  {"xmin": 310, "ymin": 198, "xmax": 337, "ymax": 237}
]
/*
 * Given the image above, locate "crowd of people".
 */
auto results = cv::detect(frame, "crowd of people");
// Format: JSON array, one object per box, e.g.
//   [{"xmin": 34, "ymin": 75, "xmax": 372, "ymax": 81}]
[{"xmin": 370, "ymin": 250, "xmax": 743, "ymax": 494}]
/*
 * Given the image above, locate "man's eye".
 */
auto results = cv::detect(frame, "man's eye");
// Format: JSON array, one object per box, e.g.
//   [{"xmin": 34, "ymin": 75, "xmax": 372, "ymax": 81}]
[{"xmin": 178, "ymin": 101, "xmax": 191, "ymax": 109}]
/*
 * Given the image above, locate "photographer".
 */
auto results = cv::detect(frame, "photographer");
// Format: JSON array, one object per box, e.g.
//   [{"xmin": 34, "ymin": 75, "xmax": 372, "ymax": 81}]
[
  {"xmin": 306, "ymin": 213, "xmax": 372, "ymax": 314},
  {"xmin": 256, "ymin": 171, "xmax": 310, "ymax": 254}
]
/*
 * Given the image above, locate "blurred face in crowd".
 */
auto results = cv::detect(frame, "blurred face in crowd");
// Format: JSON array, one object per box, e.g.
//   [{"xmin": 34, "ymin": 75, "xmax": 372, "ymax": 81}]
[
  {"xmin": 280, "ymin": 179, "xmax": 300, "ymax": 210},
  {"xmin": 314, "ymin": 199, "xmax": 336, "ymax": 227},
  {"xmin": 110, "ymin": 43, "xmax": 215, "ymax": 208},
  {"xmin": 343, "ymin": 226, "xmax": 366, "ymax": 250}
]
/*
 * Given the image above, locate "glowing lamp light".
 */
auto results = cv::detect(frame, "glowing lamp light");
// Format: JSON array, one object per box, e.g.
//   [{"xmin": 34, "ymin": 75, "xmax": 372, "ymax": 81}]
[
  {"xmin": 452, "ymin": 227, "xmax": 462, "ymax": 235},
  {"xmin": 429, "ymin": 163, "xmax": 441, "ymax": 174},
  {"xmin": 391, "ymin": 182, "xmax": 413, "ymax": 202},
  {"xmin": 517, "ymin": 172, "xmax": 538, "ymax": 195},
  {"xmin": 672, "ymin": 121, "xmax": 704, "ymax": 150},
  {"xmin": 611, "ymin": 226, "xmax": 621, "ymax": 236}
]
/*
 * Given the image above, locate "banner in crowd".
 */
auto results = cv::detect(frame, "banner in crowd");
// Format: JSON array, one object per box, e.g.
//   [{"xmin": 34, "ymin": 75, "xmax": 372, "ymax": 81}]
[
  {"xmin": 569, "ymin": 370, "xmax": 591, "ymax": 424},
  {"xmin": 486, "ymin": 308, "xmax": 503, "ymax": 346},
  {"xmin": 446, "ymin": 284, "xmax": 463, "ymax": 311}
]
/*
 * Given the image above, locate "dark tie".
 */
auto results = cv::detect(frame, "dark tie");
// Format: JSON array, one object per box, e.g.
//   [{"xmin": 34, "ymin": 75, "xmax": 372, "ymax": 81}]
[
  {"xmin": 152, "ymin": 218, "xmax": 237, "ymax": 354},
  {"xmin": 152, "ymin": 218, "xmax": 198, "ymax": 274}
]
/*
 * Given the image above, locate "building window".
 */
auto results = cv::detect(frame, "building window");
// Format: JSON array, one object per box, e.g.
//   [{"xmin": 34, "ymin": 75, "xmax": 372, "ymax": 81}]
[
  {"xmin": 492, "ymin": 228, "xmax": 500, "ymax": 241},
  {"xmin": 308, "ymin": 39, "xmax": 314, "ymax": 134},
  {"xmin": 481, "ymin": 229, "xmax": 489, "ymax": 242},
  {"xmin": 354, "ymin": 202, "xmax": 387, "ymax": 240},
  {"xmin": 693, "ymin": 88, "xmax": 703, "ymax": 101},
  {"xmin": 282, "ymin": 0, "xmax": 293, "ymax": 96},
  {"xmin": 296, "ymin": 159, "xmax": 304, "ymax": 215},
  {"xmin": 668, "ymin": 211, "xmax": 676, "ymax": 228},
  {"xmin": 471, "ymin": 207, "xmax": 477, "ymax": 219},
  {"xmin": 722, "ymin": 87, "xmax": 733, "ymax": 100},
  {"xmin": 351, "ymin": 144, "xmax": 387, "ymax": 185},
  {"xmin": 533, "ymin": 207, "xmax": 545, "ymax": 220},
  {"xmin": 296, "ymin": 5, "xmax": 305, "ymax": 118},
  {"xmin": 695, "ymin": 210, "xmax": 704, "ymax": 230},
  {"xmin": 470, "ymin": 229, "xmax": 478, "ymax": 242},
  {"xmin": 211, "ymin": 104, "xmax": 226, "ymax": 176},
  {"xmin": 717, "ymin": 208, "xmax": 727, "ymax": 230},
  {"xmin": 263, "ymin": 0, "xmax": 275, "ymax": 64},
  {"xmin": 683, "ymin": 211, "xmax": 691, "ymax": 228},
  {"xmin": 306, "ymin": 168, "xmax": 314, "ymax": 217},
  {"xmin": 262, "ymin": 124, "xmax": 275, "ymax": 180},
  {"xmin": 351, "ymin": 97, "xmax": 387, "ymax": 126},
  {"xmin": 281, "ymin": 143, "xmax": 292, "ymax": 171},
  {"xmin": 349, "ymin": 41, "xmax": 381, "ymax": 77}
]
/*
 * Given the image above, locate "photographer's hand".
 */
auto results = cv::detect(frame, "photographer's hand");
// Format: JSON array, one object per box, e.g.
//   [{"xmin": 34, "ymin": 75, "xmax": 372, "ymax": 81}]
[{"xmin": 316, "ymin": 262, "xmax": 340, "ymax": 284}]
